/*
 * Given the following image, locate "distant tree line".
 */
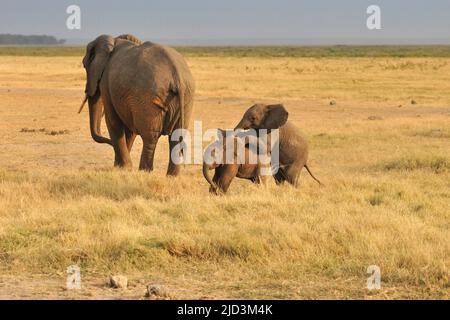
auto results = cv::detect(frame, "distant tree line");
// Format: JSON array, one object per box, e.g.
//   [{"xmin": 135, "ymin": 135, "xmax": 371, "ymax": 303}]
[{"xmin": 0, "ymin": 34, "xmax": 66, "ymax": 45}]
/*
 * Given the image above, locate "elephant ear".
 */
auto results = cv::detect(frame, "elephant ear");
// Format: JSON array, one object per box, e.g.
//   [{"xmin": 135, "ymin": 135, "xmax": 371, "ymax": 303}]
[
  {"xmin": 83, "ymin": 35, "xmax": 115, "ymax": 97},
  {"xmin": 263, "ymin": 104, "xmax": 289, "ymax": 129}
]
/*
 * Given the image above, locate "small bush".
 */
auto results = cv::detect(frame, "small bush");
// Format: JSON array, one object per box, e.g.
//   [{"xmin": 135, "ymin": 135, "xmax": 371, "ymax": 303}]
[
  {"xmin": 381, "ymin": 156, "xmax": 450, "ymax": 174},
  {"xmin": 368, "ymin": 195, "xmax": 383, "ymax": 206},
  {"xmin": 413, "ymin": 129, "xmax": 450, "ymax": 139}
]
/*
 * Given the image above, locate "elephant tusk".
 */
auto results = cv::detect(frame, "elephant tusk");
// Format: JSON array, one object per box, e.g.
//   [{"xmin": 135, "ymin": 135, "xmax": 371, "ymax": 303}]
[{"xmin": 78, "ymin": 94, "xmax": 88, "ymax": 114}]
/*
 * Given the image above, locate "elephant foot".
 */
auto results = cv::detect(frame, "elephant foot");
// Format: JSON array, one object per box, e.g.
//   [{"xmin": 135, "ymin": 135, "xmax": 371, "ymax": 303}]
[
  {"xmin": 209, "ymin": 186, "xmax": 223, "ymax": 195},
  {"xmin": 114, "ymin": 162, "xmax": 132, "ymax": 170},
  {"xmin": 166, "ymin": 164, "xmax": 181, "ymax": 176},
  {"xmin": 139, "ymin": 164, "xmax": 154, "ymax": 172}
]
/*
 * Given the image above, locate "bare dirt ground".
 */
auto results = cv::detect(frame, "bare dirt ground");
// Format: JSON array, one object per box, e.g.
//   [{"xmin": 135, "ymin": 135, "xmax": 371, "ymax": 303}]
[
  {"xmin": 0, "ymin": 55, "xmax": 449, "ymax": 299},
  {"xmin": 0, "ymin": 274, "xmax": 431, "ymax": 300}
]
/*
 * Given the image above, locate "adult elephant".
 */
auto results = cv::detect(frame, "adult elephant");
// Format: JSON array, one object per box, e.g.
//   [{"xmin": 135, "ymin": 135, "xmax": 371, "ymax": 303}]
[{"xmin": 79, "ymin": 34, "xmax": 195, "ymax": 175}]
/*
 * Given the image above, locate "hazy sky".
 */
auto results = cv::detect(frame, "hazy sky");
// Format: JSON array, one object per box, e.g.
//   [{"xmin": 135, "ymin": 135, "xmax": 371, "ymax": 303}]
[{"xmin": 1, "ymin": 0, "xmax": 450, "ymax": 45}]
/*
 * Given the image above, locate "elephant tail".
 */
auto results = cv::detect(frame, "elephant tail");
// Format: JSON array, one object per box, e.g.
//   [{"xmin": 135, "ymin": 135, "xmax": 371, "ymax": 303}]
[
  {"xmin": 203, "ymin": 162, "xmax": 220, "ymax": 194},
  {"xmin": 170, "ymin": 69, "xmax": 185, "ymax": 132},
  {"xmin": 304, "ymin": 164, "xmax": 322, "ymax": 186},
  {"xmin": 179, "ymin": 87, "xmax": 185, "ymax": 132},
  {"xmin": 164, "ymin": 77, "xmax": 186, "ymax": 137}
]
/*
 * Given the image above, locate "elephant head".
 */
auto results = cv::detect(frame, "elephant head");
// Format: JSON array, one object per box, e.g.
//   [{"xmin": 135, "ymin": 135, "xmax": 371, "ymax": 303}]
[
  {"xmin": 83, "ymin": 35, "xmax": 115, "ymax": 97},
  {"xmin": 77, "ymin": 35, "xmax": 114, "ymax": 145},
  {"xmin": 78, "ymin": 34, "xmax": 142, "ymax": 146},
  {"xmin": 234, "ymin": 104, "xmax": 289, "ymax": 131}
]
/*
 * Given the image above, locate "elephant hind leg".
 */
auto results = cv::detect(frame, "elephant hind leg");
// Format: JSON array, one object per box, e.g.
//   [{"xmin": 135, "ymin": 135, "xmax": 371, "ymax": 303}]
[
  {"xmin": 274, "ymin": 165, "xmax": 301, "ymax": 187},
  {"xmin": 284, "ymin": 165, "xmax": 302, "ymax": 187},
  {"xmin": 139, "ymin": 132, "xmax": 160, "ymax": 171},
  {"xmin": 167, "ymin": 136, "xmax": 182, "ymax": 176},
  {"xmin": 274, "ymin": 168, "xmax": 287, "ymax": 185}
]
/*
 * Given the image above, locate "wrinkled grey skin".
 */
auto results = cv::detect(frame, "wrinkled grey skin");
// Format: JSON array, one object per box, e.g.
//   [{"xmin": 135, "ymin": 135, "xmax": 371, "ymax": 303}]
[
  {"xmin": 80, "ymin": 34, "xmax": 195, "ymax": 175},
  {"xmin": 203, "ymin": 129, "xmax": 269, "ymax": 194},
  {"xmin": 235, "ymin": 104, "xmax": 321, "ymax": 186}
]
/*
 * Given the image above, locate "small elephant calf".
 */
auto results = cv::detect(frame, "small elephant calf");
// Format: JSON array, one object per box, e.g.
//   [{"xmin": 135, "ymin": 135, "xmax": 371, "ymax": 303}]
[{"xmin": 202, "ymin": 129, "xmax": 271, "ymax": 194}]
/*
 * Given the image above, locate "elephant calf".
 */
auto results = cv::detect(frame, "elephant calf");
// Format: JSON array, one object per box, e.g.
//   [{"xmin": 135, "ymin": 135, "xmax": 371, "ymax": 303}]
[
  {"xmin": 203, "ymin": 129, "xmax": 270, "ymax": 194},
  {"xmin": 235, "ymin": 103, "xmax": 321, "ymax": 187}
]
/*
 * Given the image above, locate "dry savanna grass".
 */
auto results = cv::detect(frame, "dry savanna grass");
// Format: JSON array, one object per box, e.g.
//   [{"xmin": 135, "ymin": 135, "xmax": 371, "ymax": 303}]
[{"xmin": 0, "ymin": 49, "xmax": 449, "ymax": 299}]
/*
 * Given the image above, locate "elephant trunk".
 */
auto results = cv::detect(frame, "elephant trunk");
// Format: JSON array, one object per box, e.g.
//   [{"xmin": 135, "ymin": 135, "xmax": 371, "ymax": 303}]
[
  {"xmin": 234, "ymin": 119, "xmax": 250, "ymax": 131},
  {"xmin": 86, "ymin": 93, "xmax": 112, "ymax": 146},
  {"xmin": 203, "ymin": 162, "xmax": 219, "ymax": 194}
]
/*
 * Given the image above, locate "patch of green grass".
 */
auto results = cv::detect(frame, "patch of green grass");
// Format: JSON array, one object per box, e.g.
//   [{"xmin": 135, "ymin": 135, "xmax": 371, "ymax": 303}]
[
  {"xmin": 309, "ymin": 132, "xmax": 376, "ymax": 150},
  {"xmin": 381, "ymin": 156, "xmax": 450, "ymax": 173},
  {"xmin": 2, "ymin": 45, "xmax": 450, "ymax": 58},
  {"xmin": 178, "ymin": 45, "xmax": 450, "ymax": 58},
  {"xmin": 0, "ymin": 46, "xmax": 85, "ymax": 57},
  {"xmin": 413, "ymin": 129, "xmax": 450, "ymax": 139}
]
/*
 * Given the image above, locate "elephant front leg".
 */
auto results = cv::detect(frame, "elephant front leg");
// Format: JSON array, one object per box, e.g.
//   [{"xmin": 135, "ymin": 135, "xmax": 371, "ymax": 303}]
[
  {"xmin": 116, "ymin": 129, "xmax": 136, "ymax": 166},
  {"xmin": 139, "ymin": 133, "xmax": 160, "ymax": 171},
  {"xmin": 125, "ymin": 127, "xmax": 137, "ymax": 152},
  {"xmin": 111, "ymin": 134, "xmax": 132, "ymax": 168},
  {"xmin": 105, "ymin": 112, "xmax": 132, "ymax": 169}
]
